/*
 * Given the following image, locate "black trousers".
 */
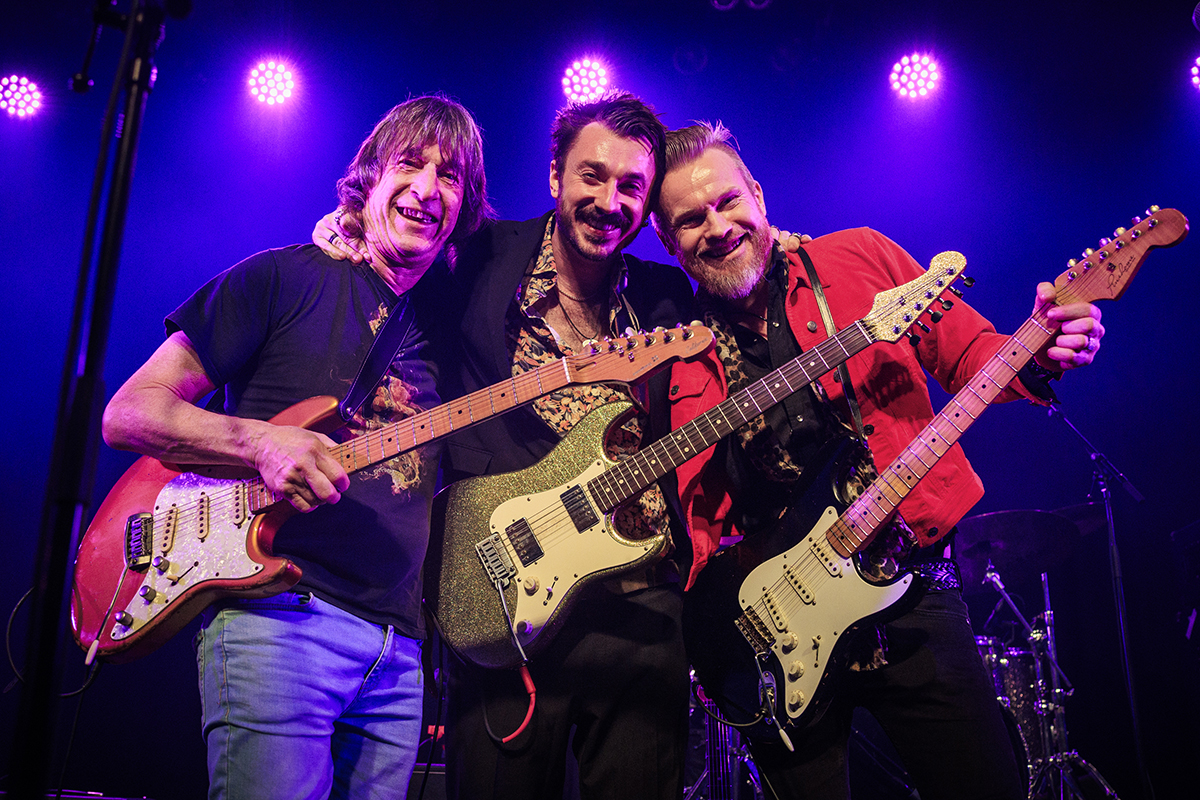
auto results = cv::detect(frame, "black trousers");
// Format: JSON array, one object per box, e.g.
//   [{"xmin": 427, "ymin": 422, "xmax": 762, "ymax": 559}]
[
  {"xmin": 749, "ymin": 589, "xmax": 1026, "ymax": 800},
  {"xmin": 445, "ymin": 584, "xmax": 691, "ymax": 800}
]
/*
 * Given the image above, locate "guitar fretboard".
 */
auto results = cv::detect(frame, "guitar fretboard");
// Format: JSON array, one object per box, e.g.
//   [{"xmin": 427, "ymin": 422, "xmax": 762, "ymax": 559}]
[
  {"xmin": 586, "ymin": 321, "xmax": 874, "ymax": 511},
  {"xmin": 245, "ymin": 358, "xmax": 573, "ymax": 513},
  {"xmin": 826, "ymin": 309, "xmax": 1055, "ymax": 557}
]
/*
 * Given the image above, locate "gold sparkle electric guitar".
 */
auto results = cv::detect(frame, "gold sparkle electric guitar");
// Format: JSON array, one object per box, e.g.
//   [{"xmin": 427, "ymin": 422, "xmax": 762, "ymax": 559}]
[{"xmin": 428, "ymin": 253, "xmax": 969, "ymax": 669}]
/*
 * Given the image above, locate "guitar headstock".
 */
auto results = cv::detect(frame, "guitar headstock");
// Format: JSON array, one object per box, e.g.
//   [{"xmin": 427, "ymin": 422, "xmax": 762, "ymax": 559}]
[
  {"xmin": 863, "ymin": 250, "xmax": 968, "ymax": 344},
  {"xmin": 564, "ymin": 323, "xmax": 715, "ymax": 384},
  {"xmin": 1053, "ymin": 206, "xmax": 1187, "ymax": 305}
]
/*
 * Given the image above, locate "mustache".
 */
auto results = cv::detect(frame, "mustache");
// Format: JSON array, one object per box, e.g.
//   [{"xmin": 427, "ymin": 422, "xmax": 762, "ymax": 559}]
[
  {"xmin": 700, "ymin": 232, "xmax": 744, "ymax": 259},
  {"xmin": 577, "ymin": 206, "xmax": 630, "ymax": 231}
]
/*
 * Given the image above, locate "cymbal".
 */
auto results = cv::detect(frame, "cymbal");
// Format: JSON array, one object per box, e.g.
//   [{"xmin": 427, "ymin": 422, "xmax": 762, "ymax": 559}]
[{"xmin": 955, "ymin": 510, "xmax": 1082, "ymax": 594}]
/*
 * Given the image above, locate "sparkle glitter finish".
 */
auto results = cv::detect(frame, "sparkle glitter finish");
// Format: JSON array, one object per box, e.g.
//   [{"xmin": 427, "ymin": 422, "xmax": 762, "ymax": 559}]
[{"xmin": 428, "ymin": 401, "xmax": 668, "ymax": 669}]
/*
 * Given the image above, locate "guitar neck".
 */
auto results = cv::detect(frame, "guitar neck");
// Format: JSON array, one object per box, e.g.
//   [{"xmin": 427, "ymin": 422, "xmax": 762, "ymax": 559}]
[
  {"xmin": 244, "ymin": 358, "xmax": 574, "ymax": 513},
  {"xmin": 587, "ymin": 321, "xmax": 875, "ymax": 511},
  {"xmin": 827, "ymin": 307, "xmax": 1054, "ymax": 557}
]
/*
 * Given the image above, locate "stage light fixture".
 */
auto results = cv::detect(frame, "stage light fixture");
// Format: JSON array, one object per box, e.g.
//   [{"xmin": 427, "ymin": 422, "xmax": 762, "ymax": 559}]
[
  {"xmin": 889, "ymin": 53, "xmax": 939, "ymax": 100},
  {"xmin": 562, "ymin": 58, "xmax": 610, "ymax": 103},
  {"xmin": 1, "ymin": 75, "xmax": 42, "ymax": 118},
  {"xmin": 248, "ymin": 60, "xmax": 294, "ymax": 106},
  {"xmin": 1192, "ymin": 56, "xmax": 1199, "ymax": 91}
]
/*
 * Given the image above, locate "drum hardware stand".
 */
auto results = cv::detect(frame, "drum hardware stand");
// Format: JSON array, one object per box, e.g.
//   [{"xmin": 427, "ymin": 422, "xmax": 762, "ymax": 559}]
[
  {"xmin": 1049, "ymin": 402, "xmax": 1154, "ymax": 800},
  {"xmin": 984, "ymin": 564, "xmax": 1119, "ymax": 799}
]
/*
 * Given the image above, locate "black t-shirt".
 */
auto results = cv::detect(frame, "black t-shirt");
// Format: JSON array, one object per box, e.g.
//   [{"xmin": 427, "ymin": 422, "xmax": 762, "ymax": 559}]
[{"xmin": 167, "ymin": 244, "xmax": 449, "ymax": 636}]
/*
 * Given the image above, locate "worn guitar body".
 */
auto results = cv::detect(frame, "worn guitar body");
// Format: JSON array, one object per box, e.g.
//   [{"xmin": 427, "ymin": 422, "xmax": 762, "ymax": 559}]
[
  {"xmin": 685, "ymin": 207, "xmax": 1187, "ymax": 739},
  {"xmin": 70, "ymin": 397, "xmax": 336, "ymax": 663},
  {"xmin": 428, "ymin": 401, "xmax": 667, "ymax": 669},
  {"xmin": 73, "ymin": 324, "xmax": 714, "ymax": 663},
  {"xmin": 684, "ymin": 437, "xmax": 922, "ymax": 737}
]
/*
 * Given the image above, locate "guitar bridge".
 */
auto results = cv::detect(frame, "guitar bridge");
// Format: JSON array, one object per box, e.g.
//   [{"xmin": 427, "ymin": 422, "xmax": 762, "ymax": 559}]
[
  {"xmin": 124, "ymin": 513, "xmax": 154, "ymax": 570},
  {"xmin": 736, "ymin": 607, "xmax": 774, "ymax": 658},
  {"xmin": 475, "ymin": 534, "xmax": 517, "ymax": 587}
]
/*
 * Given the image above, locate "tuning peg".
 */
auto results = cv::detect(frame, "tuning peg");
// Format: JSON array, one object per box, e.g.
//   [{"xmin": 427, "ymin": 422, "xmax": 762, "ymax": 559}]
[
  {"xmin": 1082, "ymin": 248, "xmax": 1095, "ymax": 258},
  {"xmin": 929, "ymin": 310, "xmax": 944, "ymax": 323},
  {"xmin": 949, "ymin": 286, "xmax": 964, "ymax": 299},
  {"xmin": 908, "ymin": 333, "xmax": 922, "ymax": 347},
  {"xmin": 1098, "ymin": 237, "xmax": 1111, "ymax": 247},
  {"xmin": 1147, "ymin": 205, "xmax": 1160, "ymax": 214},
  {"xmin": 961, "ymin": 277, "xmax": 975, "ymax": 288},
  {"xmin": 1131, "ymin": 215, "xmax": 1142, "ymax": 225},
  {"xmin": 1113, "ymin": 227, "xmax": 1127, "ymax": 237},
  {"xmin": 916, "ymin": 321, "xmax": 931, "ymax": 334}
]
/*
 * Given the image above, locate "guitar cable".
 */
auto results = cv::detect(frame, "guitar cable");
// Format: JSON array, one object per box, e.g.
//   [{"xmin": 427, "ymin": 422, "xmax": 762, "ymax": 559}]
[
  {"xmin": 488, "ymin": 578, "xmax": 536, "ymax": 743},
  {"xmin": 5, "ymin": 585, "xmax": 105, "ymax": 800}
]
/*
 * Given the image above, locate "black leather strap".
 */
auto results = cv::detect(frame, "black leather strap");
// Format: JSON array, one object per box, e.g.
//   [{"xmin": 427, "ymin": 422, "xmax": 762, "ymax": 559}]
[
  {"xmin": 338, "ymin": 293, "xmax": 414, "ymax": 423},
  {"xmin": 795, "ymin": 247, "xmax": 868, "ymax": 439}
]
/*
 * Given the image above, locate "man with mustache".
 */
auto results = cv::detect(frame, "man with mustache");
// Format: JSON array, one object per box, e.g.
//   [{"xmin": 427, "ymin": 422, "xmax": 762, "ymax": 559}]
[
  {"xmin": 653, "ymin": 122, "xmax": 1104, "ymax": 800},
  {"xmin": 102, "ymin": 95, "xmax": 491, "ymax": 799}
]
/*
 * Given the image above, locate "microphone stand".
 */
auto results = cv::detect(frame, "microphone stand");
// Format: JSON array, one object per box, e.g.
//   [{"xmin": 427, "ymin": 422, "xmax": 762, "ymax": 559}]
[
  {"xmin": 9, "ymin": 2, "xmax": 167, "ymax": 797},
  {"xmin": 1048, "ymin": 402, "xmax": 1154, "ymax": 800}
]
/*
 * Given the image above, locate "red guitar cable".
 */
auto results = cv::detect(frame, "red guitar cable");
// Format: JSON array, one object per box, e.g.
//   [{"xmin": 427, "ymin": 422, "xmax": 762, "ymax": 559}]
[{"xmin": 500, "ymin": 664, "xmax": 536, "ymax": 743}]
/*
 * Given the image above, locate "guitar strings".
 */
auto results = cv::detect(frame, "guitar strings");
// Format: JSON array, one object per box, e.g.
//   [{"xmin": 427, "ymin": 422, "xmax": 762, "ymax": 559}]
[{"xmin": 747, "ymin": 312, "xmax": 1053, "ymax": 633}]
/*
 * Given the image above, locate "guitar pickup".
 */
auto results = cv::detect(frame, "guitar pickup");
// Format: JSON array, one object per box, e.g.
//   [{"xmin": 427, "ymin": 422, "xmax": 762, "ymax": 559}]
[
  {"xmin": 560, "ymin": 485, "xmax": 598, "ymax": 532},
  {"xmin": 475, "ymin": 534, "xmax": 517, "ymax": 587},
  {"xmin": 504, "ymin": 518, "xmax": 544, "ymax": 567},
  {"xmin": 124, "ymin": 513, "xmax": 154, "ymax": 570},
  {"xmin": 783, "ymin": 565, "xmax": 815, "ymax": 604},
  {"xmin": 762, "ymin": 590, "xmax": 788, "ymax": 632},
  {"xmin": 810, "ymin": 538, "xmax": 842, "ymax": 577},
  {"xmin": 735, "ymin": 607, "xmax": 774, "ymax": 658}
]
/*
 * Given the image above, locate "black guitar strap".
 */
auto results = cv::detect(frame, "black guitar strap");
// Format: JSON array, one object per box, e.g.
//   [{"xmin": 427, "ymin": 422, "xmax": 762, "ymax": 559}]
[
  {"xmin": 795, "ymin": 247, "xmax": 867, "ymax": 440},
  {"xmin": 338, "ymin": 292, "xmax": 415, "ymax": 423}
]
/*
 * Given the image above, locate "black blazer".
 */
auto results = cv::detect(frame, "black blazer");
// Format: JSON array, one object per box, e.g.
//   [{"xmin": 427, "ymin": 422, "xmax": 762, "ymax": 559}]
[{"xmin": 442, "ymin": 213, "xmax": 698, "ymax": 554}]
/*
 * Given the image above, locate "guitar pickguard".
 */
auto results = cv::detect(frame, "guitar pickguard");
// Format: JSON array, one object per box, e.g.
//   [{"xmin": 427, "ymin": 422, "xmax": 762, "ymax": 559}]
[
  {"xmin": 738, "ymin": 506, "xmax": 914, "ymax": 721},
  {"xmin": 108, "ymin": 472, "xmax": 270, "ymax": 641},
  {"xmin": 429, "ymin": 401, "xmax": 668, "ymax": 669}
]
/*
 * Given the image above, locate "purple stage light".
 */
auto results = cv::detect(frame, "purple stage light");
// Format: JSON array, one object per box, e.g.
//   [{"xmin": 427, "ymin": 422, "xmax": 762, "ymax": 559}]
[
  {"xmin": 889, "ymin": 53, "xmax": 939, "ymax": 100},
  {"xmin": 562, "ymin": 58, "xmax": 610, "ymax": 103},
  {"xmin": 248, "ymin": 60, "xmax": 295, "ymax": 106},
  {"xmin": 1192, "ymin": 56, "xmax": 1199, "ymax": 91},
  {"xmin": 1, "ymin": 75, "xmax": 42, "ymax": 118}
]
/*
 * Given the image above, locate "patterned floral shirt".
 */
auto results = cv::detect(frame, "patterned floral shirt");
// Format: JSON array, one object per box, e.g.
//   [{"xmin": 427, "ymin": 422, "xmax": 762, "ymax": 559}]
[{"xmin": 503, "ymin": 218, "xmax": 670, "ymax": 551}]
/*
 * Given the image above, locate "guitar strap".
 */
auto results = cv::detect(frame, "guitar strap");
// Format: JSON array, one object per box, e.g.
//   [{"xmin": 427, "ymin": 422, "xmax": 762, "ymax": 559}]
[
  {"xmin": 795, "ymin": 247, "xmax": 867, "ymax": 440},
  {"xmin": 338, "ymin": 291, "xmax": 415, "ymax": 423}
]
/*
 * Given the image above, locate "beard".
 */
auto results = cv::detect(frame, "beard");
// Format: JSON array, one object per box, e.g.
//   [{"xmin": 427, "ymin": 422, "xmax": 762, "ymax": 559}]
[
  {"xmin": 555, "ymin": 199, "xmax": 634, "ymax": 263},
  {"xmin": 683, "ymin": 224, "xmax": 773, "ymax": 300}
]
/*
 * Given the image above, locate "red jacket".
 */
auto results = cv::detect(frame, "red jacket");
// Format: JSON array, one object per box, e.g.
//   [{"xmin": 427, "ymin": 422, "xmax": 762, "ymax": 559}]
[{"xmin": 670, "ymin": 228, "xmax": 1044, "ymax": 589}]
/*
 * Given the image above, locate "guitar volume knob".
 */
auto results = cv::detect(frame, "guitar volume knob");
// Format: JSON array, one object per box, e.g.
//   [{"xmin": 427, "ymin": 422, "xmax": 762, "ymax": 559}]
[
  {"xmin": 787, "ymin": 660, "xmax": 805, "ymax": 679},
  {"xmin": 779, "ymin": 632, "xmax": 799, "ymax": 652},
  {"xmin": 788, "ymin": 689, "xmax": 806, "ymax": 709},
  {"xmin": 522, "ymin": 577, "xmax": 539, "ymax": 595}
]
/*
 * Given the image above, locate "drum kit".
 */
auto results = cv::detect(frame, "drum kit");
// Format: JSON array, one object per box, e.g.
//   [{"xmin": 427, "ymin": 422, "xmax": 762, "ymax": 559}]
[{"xmin": 958, "ymin": 506, "xmax": 1119, "ymax": 800}]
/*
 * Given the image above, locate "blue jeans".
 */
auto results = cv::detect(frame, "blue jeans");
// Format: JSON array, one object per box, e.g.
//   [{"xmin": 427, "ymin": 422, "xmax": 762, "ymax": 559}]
[{"xmin": 195, "ymin": 591, "xmax": 424, "ymax": 800}]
